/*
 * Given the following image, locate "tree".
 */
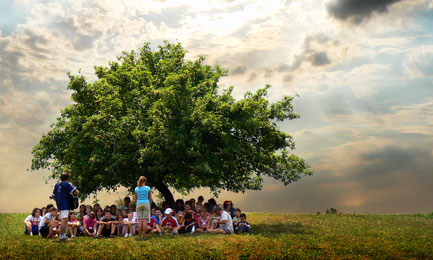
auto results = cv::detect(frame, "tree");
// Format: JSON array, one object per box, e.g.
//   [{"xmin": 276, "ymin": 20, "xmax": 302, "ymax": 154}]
[{"xmin": 31, "ymin": 42, "xmax": 313, "ymax": 206}]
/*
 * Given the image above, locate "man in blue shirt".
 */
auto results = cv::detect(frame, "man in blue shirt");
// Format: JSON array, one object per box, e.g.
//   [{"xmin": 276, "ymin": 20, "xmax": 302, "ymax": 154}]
[{"xmin": 51, "ymin": 172, "xmax": 79, "ymax": 241}]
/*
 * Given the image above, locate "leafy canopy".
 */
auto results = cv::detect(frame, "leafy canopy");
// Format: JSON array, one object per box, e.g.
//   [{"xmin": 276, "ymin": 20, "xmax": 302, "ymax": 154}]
[{"xmin": 31, "ymin": 42, "xmax": 312, "ymax": 201}]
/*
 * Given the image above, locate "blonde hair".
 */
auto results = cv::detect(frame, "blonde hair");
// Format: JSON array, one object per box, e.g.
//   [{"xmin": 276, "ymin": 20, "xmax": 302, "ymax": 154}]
[{"xmin": 137, "ymin": 176, "xmax": 147, "ymax": 187}]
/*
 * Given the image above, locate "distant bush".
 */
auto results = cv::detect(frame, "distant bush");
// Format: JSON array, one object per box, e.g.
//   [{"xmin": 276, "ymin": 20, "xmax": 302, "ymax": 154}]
[{"xmin": 326, "ymin": 208, "xmax": 338, "ymax": 214}]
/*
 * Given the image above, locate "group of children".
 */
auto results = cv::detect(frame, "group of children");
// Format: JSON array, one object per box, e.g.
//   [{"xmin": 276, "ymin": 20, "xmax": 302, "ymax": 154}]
[{"xmin": 23, "ymin": 196, "xmax": 253, "ymax": 239}]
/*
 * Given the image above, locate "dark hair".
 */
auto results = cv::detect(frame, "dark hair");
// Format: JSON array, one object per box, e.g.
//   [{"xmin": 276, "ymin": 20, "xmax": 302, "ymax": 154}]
[
  {"xmin": 190, "ymin": 198, "xmax": 196, "ymax": 202},
  {"xmin": 104, "ymin": 209, "xmax": 112, "ymax": 214},
  {"xmin": 31, "ymin": 208, "xmax": 41, "ymax": 217},
  {"xmin": 240, "ymin": 213, "xmax": 246, "ymax": 219},
  {"xmin": 212, "ymin": 205, "xmax": 222, "ymax": 213},
  {"xmin": 46, "ymin": 204, "xmax": 54, "ymax": 209},
  {"xmin": 60, "ymin": 172, "xmax": 70, "ymax": 182},
  {"xmin": 68, "ymin": 211, "xmax": 76, "ymax": 221},
  {"xmin": 208, "ymin": 198, "xmax": 216, "ymax": 206},
  {"xmin": 50, "ymin": 207, "xmax": 58, "ymax": 212},
  {"xmin": 184, "ymin": 212, "xmax": 192, "ymax": 219},
  {"xmin": 234, "ymin": 208, "xmax": 241, "ymax": 212},
  {"xmin": 41, "ymin": 207, "xmax": 47, "ymax": 214},
  {"xmin": 174, "ymin": 199, "xmax": 185, "ymax": 212},
  {"xmin": 185, "ymin": 201, "xmax": 192, "ymax": 207},
  {"xmin": 124, "ymin": 197, "xmax": 131, "ymax": 202},
  {"xmin": 155, "ymin": 207, "xmax": 162, "ymax": 211},
  {"xmin": 203, "ymin": 202, "xmax": 211, "ymax": 212},
  {"xmin": 198, "ymin": 196, "xmax": 204, "ymax": 201}
]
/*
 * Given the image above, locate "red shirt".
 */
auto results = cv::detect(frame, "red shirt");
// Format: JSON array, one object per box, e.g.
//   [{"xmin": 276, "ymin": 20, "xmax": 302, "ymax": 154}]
[
  {"xmin": 161, "ymin": 217, "xmax": 178, "ymax": 229},
  {"xmin": 147, "ymin": 217, "xmax": 156, "ymax": 228}
]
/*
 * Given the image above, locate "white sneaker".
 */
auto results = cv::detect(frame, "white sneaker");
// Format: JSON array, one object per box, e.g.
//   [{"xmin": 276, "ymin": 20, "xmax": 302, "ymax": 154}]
[
  {"xmin": 128, "ymin": 233, "xmax": 132, "ymax": 237},
  {"xmin": 124, "ymin": 233, "xmax": 128, "ymax": 238}
]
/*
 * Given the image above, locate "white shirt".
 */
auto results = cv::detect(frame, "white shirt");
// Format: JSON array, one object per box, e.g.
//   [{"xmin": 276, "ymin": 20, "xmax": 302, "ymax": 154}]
[
  {"xmin": 39, "ymin": 213, "xmax": 54, "ymax": 229},
  {"xmin": 24, "ymin": 215, "xmax": 41, "ymax": 226},
  {"xmin": 220, "ymin": 211, "xmax": 233, "ymax": 233}
]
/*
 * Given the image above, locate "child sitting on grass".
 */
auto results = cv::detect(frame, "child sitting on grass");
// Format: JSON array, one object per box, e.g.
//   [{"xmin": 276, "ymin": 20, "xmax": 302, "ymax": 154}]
[
  {"xmin": 122, "ymin": 210, "xmax": 136, "ymax": 237},
  {"xmin": 232, "ymin": 208, "xmax": 241, "ymax": 229},
  {"xmin": 146, "ymin": 216, "xmax": 161, "ymax": 234},
  {"xmin": 83, "ymin": 211, "xmax": 97, "ymax": 236},
  {"xmin": 94, "ymin": 209, "xmax": 117, "ymax": 238},
  {"xmin": 235, "ymin": 213, "xmax": 253, "ymax": 234},
  {"xmin": 178, "ymin": 212, "xmax": 196, "ymax": 234},
  {"xmin": 67, "ymin": 212, "xmax": 80, "ymax": 238},
  {"xmin": 39, "ymin": 207, "xmax": 60, "ymax": 238},
  {"xmin": 196, "ymin": 207, "xmax": 210, "ymax": 233},
  {"xmin": 161, "ymin": 208, "xmax": 178, "ymax": 234},
  {"xmin": 24, "ymin": 208, "xmax": 42, "ymax": 236}
]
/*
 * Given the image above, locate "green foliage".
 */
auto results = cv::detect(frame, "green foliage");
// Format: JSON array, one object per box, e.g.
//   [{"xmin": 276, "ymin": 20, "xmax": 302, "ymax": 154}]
[
  {"xmin": 326, "ymin": 208, "xmax": 338, "ymax": 214},
  {"xmin": 30, "ymin": 41, "xmax": 312, "ymax": 202},
  {"xmin": 2, "ymin": 213, "xmax": 433, "ymax": 259}
]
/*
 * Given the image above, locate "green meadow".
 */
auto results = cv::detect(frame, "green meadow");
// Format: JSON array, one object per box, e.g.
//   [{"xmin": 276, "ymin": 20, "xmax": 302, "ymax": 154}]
[{"xmin": 1, "ymin": 212, "xmax": 433, "ymax": 259}]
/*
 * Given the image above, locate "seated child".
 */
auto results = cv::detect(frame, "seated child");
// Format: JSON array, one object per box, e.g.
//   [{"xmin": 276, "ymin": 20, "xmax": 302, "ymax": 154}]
[
  {"xmin": 184, "ymin": 201, "xmax": 195, "ymax": 216},
  {"xmin": 67, "ymin": 212, "xmax": 80, "ymax": 238},
  {"xmin": 39, "ymin": 207, "xmax": 60, "ymax": 238},
  {"xmin": 232, "ymin": 208, "xmax": 241, "ymax": 229},
  {"xmin": 94, "ymin": 209, "xmax": 117, "ymax": 238},
  {"xmin": 235, "ymin": 213, "xmax": 253, "ymax": 234},
  {"xmin": 194, "ymin": 205, "xmax": 202, "ymax": 223},
  {"xmin": 161, "ymin": 208, "xmax": 178, "ymax": 233},
  {"xmin": 178, "ymin": 212, "xmax": 195, "ymax": 234},
  {"xmin": 122, "ymin": 210, "xmax": 136, "ymax": 237},
  {"xmin": 152, "ymin": 207, "xmax": 163, "ymax": 226},
  {"xmin": 83, "ymin": 211, "xmax": 98, "ymax": 236},
  {"xmin": 24, "ymin": 208, "xmax": 42, "ymax": 236},
  {"xmin": 196, "ymin": 207, "xmax": 210, "ymax": 233},
  {"xmin": 146, "ymin": 216, "xmax": 161, "ymax": 234},
  {"xmin": 176, "ymin": 211, "xmax": 184, "ymax": 226}
]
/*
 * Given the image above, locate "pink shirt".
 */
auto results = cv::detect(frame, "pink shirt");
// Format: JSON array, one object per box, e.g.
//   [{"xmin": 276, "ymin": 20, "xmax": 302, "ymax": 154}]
[{"xmin": 83, "ymin": 218, "xmax": 97, "ymax": 231}]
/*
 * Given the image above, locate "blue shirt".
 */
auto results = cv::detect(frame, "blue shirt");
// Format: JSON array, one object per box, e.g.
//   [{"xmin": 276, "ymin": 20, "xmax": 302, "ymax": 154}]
[
  {"xmin": 135, "ymin": 186, "xmax": 150, "ymax": 204},
  {"xmin": 53, "ymin": 181, "xmax": 76, "ymax": 210},
  {"xmin": 151, "ymin": 215, "xmax": 160, "ymax": 224}
]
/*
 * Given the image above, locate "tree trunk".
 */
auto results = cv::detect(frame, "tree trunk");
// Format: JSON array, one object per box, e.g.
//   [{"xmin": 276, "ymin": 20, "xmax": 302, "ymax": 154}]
[{"xmin": 154, "ymin": 180, "xmax": 175, "ymax": 208}]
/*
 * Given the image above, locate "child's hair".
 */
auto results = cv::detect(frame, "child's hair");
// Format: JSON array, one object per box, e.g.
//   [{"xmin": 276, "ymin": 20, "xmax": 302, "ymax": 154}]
[
  {"xmin": 31, "ymin": 208, "xmax": 41, "ymax": 217},
  {"xmin": 137, "ymin": 176, "xmax": 147, "ymax": 186},
  {"xmin": 208, "ymin": 198, "xmax": 216, "ymax": 206},
  {"xmin": 124, "ymin": 196, "xmax": 131, "ymax": 202},
  {"xmin": 201, "ymin": 207, "xmax": 207, "ymax": 213},
  {"xmin": 198, "ymin": 196, "xmax": 204, "ymax": 201},
  {"xmin": 155, "ymin": 207, "xmax": 161, "ymax": 212},
  {"xmin": 68, "ymin": 211, "xmax": 76, "ymax": 221},
  {"xmin": 185, "ymin": 201, "xmax": 192, "ymax": 207},
  {"xmin": 41, "ymin": 207, "xmax": 47, "ymax": 214},
  {"xmin": 60, "ymin": 172, "xmax": 70, "ymax": 182},
  {"xmin": 104, "ymin": 209, "xmax": 112, "ymax": 214},
  {"xmin": 234, "ymin": 208, "xmax": 241, "ymax": 213},
  {"xmin": 46, "ymin": 204, "xmax": 54, "ymax": 210},
  {"xmin": 50, "ymin": 207, "xmax": 58, "ymax": 212},
  {"xmin": 240, "ymin": 213, "xmax": 246, "ymax": 219},
  {"xmin": 184, "ymin": 212, "xmax": 192, "ymax": 220},
  {"xmin": 190, "ymin": 198, "xmax": 195, "ymax": 203},
  {"xmin": 203, "ymin": 202, "xmax": 211, "ymax": 212},
  {"xmin": 161, "ymin": 201, "xmax": 169, "ymax": 208},
  {"xmin": 121, "ymin": 209, "xmax": 128, "ymax": 217}
]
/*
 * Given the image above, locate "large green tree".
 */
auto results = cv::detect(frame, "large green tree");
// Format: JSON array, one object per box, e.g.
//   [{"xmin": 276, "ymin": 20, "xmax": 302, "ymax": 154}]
[{"xmin": 31, "ymin": 42, "xmax": 312, "ymax": 206}]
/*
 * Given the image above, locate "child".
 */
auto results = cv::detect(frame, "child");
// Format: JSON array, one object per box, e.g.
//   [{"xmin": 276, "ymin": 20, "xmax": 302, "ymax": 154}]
[
  {"xmin": 117, "ymin": 209, "xmax": 128, "ymax": 235},
  {"xmin": 24, "ymin": 208, "xmax": 42, "ymax": 236},
  {"xmin": 178, "ymin": 212, "xmax": 195, "ymax": 234},
  {"xmin": 235, "ymin": 213, "xmax": 253, "ymax": 234},
  {"xmin": 122, "ymin": 210, "xmax": 136, "ymax": 237},
  {"xmin": 39, "ymin": 207, "xmax": 60, "ymax": 238},
  {"xmin": 161, "ymin": 208, "xmax": 178, "ymax": 234},
  {"xmin": 94, "ymin": 209, "xmax": 117, "ymax": 238},
  {"xmin": 152, "ymin": 207, "xmax": 163, "ymax": 225},
  {"xmin": 184, "ymin": 201, "xmax": 194, "ymax": 216},
  {"xmin": 232, "ymin": 208, "xmax": 241, "ymax": 229},
  {"xmin": 76, "ymin": 205, "xmax": 86, "ymax": 223},
  {"xmin": 197, "ymin": 196, "xmax": 204, "ymax": 206},
  {"xmin": 176, "ymin": 210, "xmax": 184, "ymax": 227},
  {"xmin": 68, "ymin": 212, "xmax": 80, "ymax": 238},
  {"xmin": 196, "ymin": 207, "xmax": 210, "ymax": 233},
  {"xmin": 194, "ymin": 205, "xmax": 202, "ymax": 223},
  {"xmin": 146, "ymin": 216, "xmax": 161, "ymax": 234},
  {"xmin": 83, "ymin": 211, "xmax": 97, "ymax": 236}
]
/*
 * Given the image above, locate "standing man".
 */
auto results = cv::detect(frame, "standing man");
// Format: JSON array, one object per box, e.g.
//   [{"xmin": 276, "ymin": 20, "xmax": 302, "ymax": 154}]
[{"xmin": 51, "ymin": 172, "xmax": 79, "ymax": 241}]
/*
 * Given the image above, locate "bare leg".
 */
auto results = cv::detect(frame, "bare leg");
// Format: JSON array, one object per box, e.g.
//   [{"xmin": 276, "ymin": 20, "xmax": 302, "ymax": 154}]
[
  {"xmin": 25, "ymin": 223, "xmax": 33, "ymax": 235},
  {"xmin": 60, "ymin": 218, "xmax": 68, "ymax": 238}
]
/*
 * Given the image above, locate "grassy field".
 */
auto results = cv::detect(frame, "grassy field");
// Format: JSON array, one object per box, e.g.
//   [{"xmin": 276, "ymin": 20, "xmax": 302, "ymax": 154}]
[{"xmin": 1, "ymin": 212, "xmax": 433, "ymax": 259}]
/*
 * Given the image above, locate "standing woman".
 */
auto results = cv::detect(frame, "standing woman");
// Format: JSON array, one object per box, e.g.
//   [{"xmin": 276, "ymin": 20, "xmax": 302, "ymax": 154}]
[{"xmin": 135, "ymin": 176, "xmax": 152, "ymax": 240}]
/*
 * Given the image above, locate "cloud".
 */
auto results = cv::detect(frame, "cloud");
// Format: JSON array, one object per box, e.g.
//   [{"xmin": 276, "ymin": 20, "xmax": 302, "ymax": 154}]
[
  {"xmin": 230, "ymin": 65, "xmax": 248, "ymax": 75},
  {"xmin": 325, "ymin": 0, "xmax": 403, "ymax": 24},
  {"xmin": 404, "ymin": 45, "xmax": 433, "ymax": 77}
]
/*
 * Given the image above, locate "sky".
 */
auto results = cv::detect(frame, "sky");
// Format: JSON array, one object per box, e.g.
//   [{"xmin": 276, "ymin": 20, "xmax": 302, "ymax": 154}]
[{"xmin": 1, "ymin": 0, "xmax": 432, "ymax": 214}]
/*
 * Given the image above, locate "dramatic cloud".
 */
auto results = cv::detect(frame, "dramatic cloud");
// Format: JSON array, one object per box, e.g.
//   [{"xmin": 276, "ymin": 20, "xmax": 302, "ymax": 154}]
[{"xmin": 325, "ymin": 0, "xmax": 403, "ymax": 24}]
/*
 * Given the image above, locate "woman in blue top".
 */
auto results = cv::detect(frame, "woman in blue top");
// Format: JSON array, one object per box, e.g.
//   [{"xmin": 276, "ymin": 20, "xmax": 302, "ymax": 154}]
[{"xmin": 135, "ymin": 176, "xmax": 152, "ymax": 239}]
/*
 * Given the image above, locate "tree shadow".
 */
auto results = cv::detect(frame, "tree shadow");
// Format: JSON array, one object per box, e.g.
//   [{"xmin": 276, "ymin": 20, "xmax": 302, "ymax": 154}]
[{"xmin": 251, "ymin": 222, "xmax": 310, "ymax": 236}]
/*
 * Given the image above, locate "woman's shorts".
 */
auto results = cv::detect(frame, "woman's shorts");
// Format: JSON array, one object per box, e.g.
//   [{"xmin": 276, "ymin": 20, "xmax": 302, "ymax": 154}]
[{"xmin": 136, "ymin": 203, "xmax": 150, "ymax": 220}]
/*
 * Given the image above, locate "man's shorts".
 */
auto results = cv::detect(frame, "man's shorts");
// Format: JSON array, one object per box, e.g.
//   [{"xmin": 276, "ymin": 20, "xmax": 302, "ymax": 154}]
[
  {"xmin": 136, "ymin": 203, "xmax": 150, "ymax": 220},
  {"xmin": 60, "ymin": 210, "xmax": 69, "ymax": 219},
  {"xmin": 221, "ymin": 227, "xmax": 233, "ymax": 234}
]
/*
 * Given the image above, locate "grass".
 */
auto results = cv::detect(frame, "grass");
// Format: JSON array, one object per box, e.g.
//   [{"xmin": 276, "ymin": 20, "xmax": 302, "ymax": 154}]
[{"xmin": 1, "ymin": 212, "xmax": 433, "ymax": 259}]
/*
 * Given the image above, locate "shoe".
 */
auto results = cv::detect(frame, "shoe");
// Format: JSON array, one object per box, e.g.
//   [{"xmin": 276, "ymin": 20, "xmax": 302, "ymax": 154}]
[
  {"xmin": 124, "ymin": 233, "xmax": 128, "ymax": 238},
  {"xmin": 128, "ymin": 233, "xmax": 132, "ymax": 237},
  {"xmin": 93, "ymin": 235, "xmax": 100, "ymax": 239},
  {"xmin": 109, "ymin": 234, "xmax": 116, "ymax": 238}
]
